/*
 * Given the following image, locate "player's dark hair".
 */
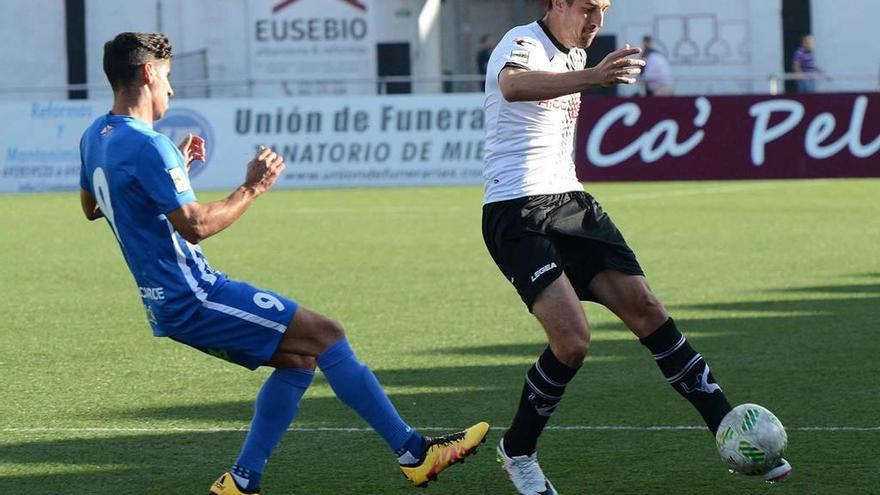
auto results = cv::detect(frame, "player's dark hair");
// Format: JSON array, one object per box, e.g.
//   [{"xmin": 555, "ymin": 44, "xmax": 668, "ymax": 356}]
[
  {"xmin": 103, "ymin": 32, "xmax": 172, "ymax": 91},
  {"xmin": 546, "ymin": 0, "xmax": 575, "ymax": 11}
]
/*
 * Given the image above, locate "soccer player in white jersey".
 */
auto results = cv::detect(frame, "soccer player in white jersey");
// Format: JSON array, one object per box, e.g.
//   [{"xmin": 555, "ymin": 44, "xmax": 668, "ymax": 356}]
[
  {"xmin": 481, "ymin": 2, "xmax": 790, "ymax": 493},
  {"xmin": 79, "ymin": 32, "xmax": 488, "ymax": 495}
]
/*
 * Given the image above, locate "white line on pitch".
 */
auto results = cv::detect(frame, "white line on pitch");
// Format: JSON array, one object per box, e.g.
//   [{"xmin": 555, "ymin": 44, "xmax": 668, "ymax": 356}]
[{"xmin": 2, "ymin": 425, "xmax": 878, "ymax": 434}]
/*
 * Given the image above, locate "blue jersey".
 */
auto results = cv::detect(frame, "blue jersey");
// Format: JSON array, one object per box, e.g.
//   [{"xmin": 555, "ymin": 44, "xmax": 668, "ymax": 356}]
[{"xmin": 80, "ymin": 113, "xmax": 226, "ymax": 336}]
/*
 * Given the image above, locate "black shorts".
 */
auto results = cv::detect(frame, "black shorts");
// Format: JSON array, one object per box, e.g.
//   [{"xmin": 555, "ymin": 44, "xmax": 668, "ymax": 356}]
[{"xmin": 482, "ymin": 191, "xmax": 644, "ymax": 311}]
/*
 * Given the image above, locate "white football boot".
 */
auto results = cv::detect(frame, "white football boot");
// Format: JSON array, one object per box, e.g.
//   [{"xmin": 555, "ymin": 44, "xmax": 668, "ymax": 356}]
[
  {"xmin": 497, "ymin": 440, "xmax": 559, "ymax": 495},
  {"xmin": 762, "ymin": 458, "xmax": 792, "ymax": 483}
]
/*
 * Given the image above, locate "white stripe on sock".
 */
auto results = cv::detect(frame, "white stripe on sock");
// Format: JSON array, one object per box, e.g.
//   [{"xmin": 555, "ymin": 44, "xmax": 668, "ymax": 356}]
[
  {"xmin": 653, "ymin": 336, "xmax": 686, "ymax": 360},
  {"xmin": 666, "ymin": 354, "xmax": 703, "ymax": 383}
]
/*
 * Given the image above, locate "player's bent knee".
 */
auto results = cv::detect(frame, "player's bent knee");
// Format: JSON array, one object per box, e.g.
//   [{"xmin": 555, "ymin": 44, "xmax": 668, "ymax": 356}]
[
  {"xmin": 631, "ymin": 292, "xmax": 668, "ymax": 336},
  {"xmin": 319, "ymin": 318, "xmax": 346, "ymax": 343},
  {"xmin": 303, "ymin": 316, "xmax": 346, "ymax": 351},
  {"xmin": 551, "ymin": 336, "xmax": 589, "ymax": 368},
  {"xmin": 284, "ymin": 307, "xmax": 348, "ymax": 355}
]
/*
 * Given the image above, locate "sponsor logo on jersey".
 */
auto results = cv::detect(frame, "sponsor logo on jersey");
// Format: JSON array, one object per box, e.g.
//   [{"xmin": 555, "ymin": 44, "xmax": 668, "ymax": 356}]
[
  {"xmin": 510, "ymin": 49, "xmax": 530, "ymax": 65},
  {"xmin": 139, "ymin": 286, "xmax": 166, "ymax": 301},
  {"xmin": 169, "ymin": 166, "xmax": 192, "ymax": 194},
  {"xmin": 531, "ymin": 262, "xmax": 558, "ymax": 283}
]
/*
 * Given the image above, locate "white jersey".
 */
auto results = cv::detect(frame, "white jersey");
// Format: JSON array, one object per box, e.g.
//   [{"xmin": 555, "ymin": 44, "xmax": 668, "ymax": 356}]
[
  {"xmin": 643, "ymin": 51, "xmax": 674, "ymax": 92},
  {"xmin": 482, "ymin": 20, "xmax": 586, "ymax": 204}
]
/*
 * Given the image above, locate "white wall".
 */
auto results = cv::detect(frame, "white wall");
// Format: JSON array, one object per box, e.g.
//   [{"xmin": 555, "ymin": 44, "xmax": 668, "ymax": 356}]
[
  {"xmin": 84, "ymin": 0, "xmax": 159, "ymax": 99},
  {"xmin": 85, "ymin": 0, "xmax": 249, "ymax": 98},
  {"xmin": 413, "ymin": 0, "xmax": 442, "ymax": 93},
  {"xmin": 0, "ymin": 0, "xmax": 68, "ymax": 100},
  {"xmin": 601, "ymin": 0, "xmax": 784, "ymax": 96},
  {"xmin": 441, "ymin": 0, "xmax": 544, "ymax": 78},
  {"xmin": 2, "ymin": 0, "xmax": 878, "ymax": 97},
  {"xmin": 83, "ymin": 0, "xmax": 440, "ymax": 96},
  {"xmin": 158, "ymin": 0, "xmax": 250, "ymax": 97},
  {"xmin": 809, "ymin": 0, "xmax": 880, "ymax": 92}
]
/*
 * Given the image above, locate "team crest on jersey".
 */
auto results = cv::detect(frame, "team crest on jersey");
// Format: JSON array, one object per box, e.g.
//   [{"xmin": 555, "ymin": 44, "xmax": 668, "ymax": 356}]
[
  {"xmin": 513, "ymin": 37, "xmax": 537, "ymax": 47},
  {"xmin": 100, "ymin": 125, "xmax": 113, "ymax": 137}
]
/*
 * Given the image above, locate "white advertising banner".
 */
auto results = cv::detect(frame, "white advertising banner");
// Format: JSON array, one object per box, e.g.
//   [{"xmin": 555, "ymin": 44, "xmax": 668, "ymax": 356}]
[
  {"xmin": 1, "ymin": 101, "xmax": 109, "ymax": 193},
  {"xmin": 0, "ymin": 94, "xmax": 487, "ymax": 194},
  {"xmin": 161, "ymin": 94, "xmax": 487, "ymax": 191},
  {"xmin": 247, "ymin": 0, "xmax": 377, "ymax": 96}
]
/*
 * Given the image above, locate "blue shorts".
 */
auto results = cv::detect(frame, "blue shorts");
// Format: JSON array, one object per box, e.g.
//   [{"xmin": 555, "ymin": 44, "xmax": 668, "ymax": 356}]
[{"xmin": 168, "ymin": 279, "xmax": 298, "ymax": 370}]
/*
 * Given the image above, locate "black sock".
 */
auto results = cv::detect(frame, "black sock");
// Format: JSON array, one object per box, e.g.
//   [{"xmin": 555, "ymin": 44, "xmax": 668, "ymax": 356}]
[
  {"xmin": 504, "ymin": 346, "xmax": 579, "ymax": 456},
  {"xmin": 640, "ymin": 318, "xmax": 732, "ymax": 434}
]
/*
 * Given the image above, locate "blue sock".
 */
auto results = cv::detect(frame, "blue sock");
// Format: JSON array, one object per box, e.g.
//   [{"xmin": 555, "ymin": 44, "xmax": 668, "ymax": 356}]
[
  {"xmin": 232, "ymin": 368, "xmax": 314, "ymax": 491},
  {"xmin": 317, "ymin": 339, "xmax": 424, "ymax": 460}
]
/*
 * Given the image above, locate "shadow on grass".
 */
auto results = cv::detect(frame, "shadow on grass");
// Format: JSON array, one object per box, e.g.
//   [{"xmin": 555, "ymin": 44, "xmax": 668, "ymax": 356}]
[
  {"xmin": 2, "ymin": 275, "xmax": 877, "ymax": 493},
  {"xmin": 769, "ymin": 284, "xmax": 880, "ymax": 295},
  {"xmin": 0, "ymin": 429, "xmax": 507, "ymax": 494}
]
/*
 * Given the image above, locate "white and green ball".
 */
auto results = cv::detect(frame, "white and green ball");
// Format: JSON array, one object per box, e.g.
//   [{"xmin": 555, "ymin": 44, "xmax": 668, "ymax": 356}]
[{"xmin": 716, "ymin": 403, "xmax": 787, "ymax": 475}]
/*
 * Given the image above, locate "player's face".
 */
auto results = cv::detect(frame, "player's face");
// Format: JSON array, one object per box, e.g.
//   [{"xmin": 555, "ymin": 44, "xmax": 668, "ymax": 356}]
[
  {"xmin": 147, "ymin": 59, "xmax": 174, "ymax": 121},
  {"xmin": 562, "ymin": 0, "xmax": 610, "ymax": 49}
]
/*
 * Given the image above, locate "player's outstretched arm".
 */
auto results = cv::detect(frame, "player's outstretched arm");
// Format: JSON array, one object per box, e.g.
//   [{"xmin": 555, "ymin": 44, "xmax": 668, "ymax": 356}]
[
  {"xmin": 80, "ymin": 189, "xmax": 103, "ymax": 221},
  {"xmin": 500, "ymin": 46, "xmax": 645, "ymax": 102},
  {"xmin": 166, "ymin": 146, "xmax": 284, "ymax": 244}
]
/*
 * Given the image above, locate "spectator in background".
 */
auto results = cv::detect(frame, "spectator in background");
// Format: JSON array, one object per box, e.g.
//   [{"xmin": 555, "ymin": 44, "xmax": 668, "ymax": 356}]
[
  {"xmin": 641, "ymin": 36, "xmax": 674, "ymax": 96},
  {"xmin": 477, "ymin": 34, "xmax": 496, "ymax": 90},
  {"xmin": 792, "ymin": 34, "xmax": 821, "ymax": 93}
]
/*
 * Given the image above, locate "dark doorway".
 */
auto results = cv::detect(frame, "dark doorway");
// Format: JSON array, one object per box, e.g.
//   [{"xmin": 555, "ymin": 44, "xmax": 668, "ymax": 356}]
[
  {"xmin": 377, "ymin": 43, "xmax": 412, "ymax": 94},
  {"xmin": 65, "ymin": 0, "xmax": 87, "ymax": 99},
  {"xmin": 782, "ymin": 0, "xmax": 812, "ymax": 94},
  {"xmin": 584, "ymin": 34, "xmax": 618, "ymax": 96}
]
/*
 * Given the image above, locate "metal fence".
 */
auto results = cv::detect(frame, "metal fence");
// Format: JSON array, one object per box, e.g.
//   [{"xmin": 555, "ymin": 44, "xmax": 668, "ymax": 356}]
[{"xmin": 0, "ymin": 73, "xmax": 876, "ymax": 100}]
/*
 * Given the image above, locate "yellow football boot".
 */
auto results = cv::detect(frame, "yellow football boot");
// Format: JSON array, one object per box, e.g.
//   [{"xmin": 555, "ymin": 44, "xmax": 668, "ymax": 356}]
[
  {"xmin": 400, "ymin": 422, "xmax": 490, "ymax": 487},
  {"xmin": 209, "ymin": 471, "xmax": 258, "ymax": 495}
]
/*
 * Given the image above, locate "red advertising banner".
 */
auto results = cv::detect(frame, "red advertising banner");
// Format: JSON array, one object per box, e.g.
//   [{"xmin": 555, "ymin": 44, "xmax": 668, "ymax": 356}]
[{"xmin": 575, "ymin": 93, "xmax": 880, "ymax": 181}]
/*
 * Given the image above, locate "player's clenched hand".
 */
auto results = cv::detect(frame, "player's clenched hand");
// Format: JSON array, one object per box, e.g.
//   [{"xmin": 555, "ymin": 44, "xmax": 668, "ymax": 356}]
[
  {"xmin": 178, "ymin": 133, "xmax": 206, "ymax": 172},
  {"xmin": 587, "ymin": 44, "xmax": 645, "ymax": 86},
  {"xmin": 245, "ymin": 146, "xmax": 285, "ymax": 194}
]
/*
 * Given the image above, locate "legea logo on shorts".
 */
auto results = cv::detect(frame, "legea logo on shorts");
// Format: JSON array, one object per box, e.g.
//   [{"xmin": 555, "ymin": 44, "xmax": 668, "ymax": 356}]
[
  {"xmin": 531, "ymin": 262, "xmax": 558, "ymax": 283},
  {"xmin": 156, "ymin": 108, "xmax": 214, "ymax": 179}
]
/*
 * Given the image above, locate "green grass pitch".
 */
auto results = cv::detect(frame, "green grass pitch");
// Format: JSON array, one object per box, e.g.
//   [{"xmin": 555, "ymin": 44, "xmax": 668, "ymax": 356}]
[{"xmin": 1, "ymin": 179, "xmax": 877, "ymax": 494}]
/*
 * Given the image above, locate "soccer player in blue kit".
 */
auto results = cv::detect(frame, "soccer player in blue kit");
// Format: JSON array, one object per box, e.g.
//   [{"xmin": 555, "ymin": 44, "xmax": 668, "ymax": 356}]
[{"xmin": 79, "ymin": 32, "xmax": 488, "ymax": 495}]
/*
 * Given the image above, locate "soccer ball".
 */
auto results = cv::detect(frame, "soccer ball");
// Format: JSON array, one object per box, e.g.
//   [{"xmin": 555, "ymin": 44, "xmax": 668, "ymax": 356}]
[{"xmin": 715, "ymin": 403, "xmax": 787, "ymax": 475}]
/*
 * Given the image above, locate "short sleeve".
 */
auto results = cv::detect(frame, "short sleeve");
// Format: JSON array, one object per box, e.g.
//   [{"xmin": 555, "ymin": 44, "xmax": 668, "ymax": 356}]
[
  {"xmin": 491, "ymin": 36, "xmax": 547, "ymax": 75},
  {"xmin": 79, "ymin": 134, "xmax": 92, "ymax": 193},
  {"xmin": 137, "ymin": 135, "xmax": 197, "ymax": 214}
]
